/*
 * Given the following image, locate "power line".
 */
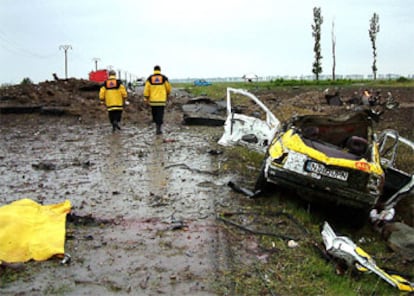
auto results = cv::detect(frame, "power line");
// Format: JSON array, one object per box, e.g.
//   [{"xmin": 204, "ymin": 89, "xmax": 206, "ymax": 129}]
[{"xmin": 0, "ymin": 29, "xmax": 56, "ymax": 59}]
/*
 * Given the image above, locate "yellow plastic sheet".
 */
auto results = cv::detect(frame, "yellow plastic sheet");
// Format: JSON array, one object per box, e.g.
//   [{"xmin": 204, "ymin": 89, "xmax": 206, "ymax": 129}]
[{"xmin": 0, "ymin": 198, "xmax": 71, "ymax": 264}]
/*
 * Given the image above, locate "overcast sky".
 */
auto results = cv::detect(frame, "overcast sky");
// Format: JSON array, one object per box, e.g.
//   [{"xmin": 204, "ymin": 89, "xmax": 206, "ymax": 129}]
[{"xmin": 1, "ymin": 0, "xmax": 413, "ymax": 84}]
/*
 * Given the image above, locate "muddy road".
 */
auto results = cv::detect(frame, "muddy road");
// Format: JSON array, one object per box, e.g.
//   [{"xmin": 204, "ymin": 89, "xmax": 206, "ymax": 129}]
[{"xmin": 0, "ymin": 114, "xmax": 246, "ymax": 295}]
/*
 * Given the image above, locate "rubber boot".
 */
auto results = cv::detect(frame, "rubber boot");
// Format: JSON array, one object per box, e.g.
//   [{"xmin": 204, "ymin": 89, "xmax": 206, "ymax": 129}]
[{"xmin": 156, "ymin": 124, "xmax": 162, "ymax": 135}]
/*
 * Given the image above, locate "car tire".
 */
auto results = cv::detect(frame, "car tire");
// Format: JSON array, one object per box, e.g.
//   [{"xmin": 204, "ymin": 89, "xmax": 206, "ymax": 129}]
[
  {"xmin": 331, "ymin": 206, "xmax": 369, "ymax": 229},
  {"xmin": 254, "ymin": 157, "xmax": 269, "ymax": 192}
]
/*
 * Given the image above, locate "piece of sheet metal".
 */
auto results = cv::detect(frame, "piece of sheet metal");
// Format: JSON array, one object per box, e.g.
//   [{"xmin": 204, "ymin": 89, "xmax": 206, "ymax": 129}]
[
  {"xmin": 218, "ymin": 88, "xmax": 280, "ymax": 152},
  {"xmin": 321, "ymin": 221, "xmax": 414, "ymax": 292}
]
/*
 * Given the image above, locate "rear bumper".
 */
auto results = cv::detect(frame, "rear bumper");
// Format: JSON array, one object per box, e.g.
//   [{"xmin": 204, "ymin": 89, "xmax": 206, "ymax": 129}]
[{"xmin": 266, "ymin": 165, "xmax": 379, "ymax": 209}]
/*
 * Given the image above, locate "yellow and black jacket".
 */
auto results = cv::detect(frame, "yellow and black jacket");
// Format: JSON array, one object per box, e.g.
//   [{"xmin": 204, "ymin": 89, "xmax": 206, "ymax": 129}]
[
  {"xmin": 99, "ymin": 75, "xmax": 128, "ymax": 111},
  {"xmin": 143, "ymin": 70, "xmax": 171, "ymax": 106}
]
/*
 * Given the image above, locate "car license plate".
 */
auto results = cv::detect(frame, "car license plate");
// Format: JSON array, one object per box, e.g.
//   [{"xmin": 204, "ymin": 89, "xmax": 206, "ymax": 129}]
[
  {"xmin": 284, "ymin": 151, "xmax": 307, "ymax": 174},
  {"xmin": 305, "ymin": 161, "xmax": 348, "ymax": 181}
]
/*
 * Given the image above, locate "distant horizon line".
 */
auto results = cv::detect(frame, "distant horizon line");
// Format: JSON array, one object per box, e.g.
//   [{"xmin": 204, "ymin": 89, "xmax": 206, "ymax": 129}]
[
  {"xmin": 3, "ymin": 72, "xmax": 413, "ymax": 86},
  {"xmin": 170, "ymin": 73, "xmax": 413, "ymax": 83},
  {"xmin": 83, "ymin": 69, "xmax": 413, "ymax": 83}
]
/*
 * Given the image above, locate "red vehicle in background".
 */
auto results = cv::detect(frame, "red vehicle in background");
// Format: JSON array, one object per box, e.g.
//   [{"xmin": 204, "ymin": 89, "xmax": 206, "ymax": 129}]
[{"xmin": 88, "ymin": 69, "xmax": 108, "ymax": 83}]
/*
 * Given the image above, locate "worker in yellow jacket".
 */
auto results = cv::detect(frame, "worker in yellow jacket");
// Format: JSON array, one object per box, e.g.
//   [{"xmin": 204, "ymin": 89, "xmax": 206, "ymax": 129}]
[
  {"xmin": 99, "ymin": 70, "xmax": 128, "ymax": 132},
  {"xmin": 143, "ymin": 65, "xmax": 171, "ymax": 135}
]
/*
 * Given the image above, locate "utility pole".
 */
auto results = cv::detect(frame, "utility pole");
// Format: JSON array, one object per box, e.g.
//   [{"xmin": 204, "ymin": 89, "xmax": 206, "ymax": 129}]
[
  {"xmin": 59, "ymin": 44, "xmax": 72, "ymax": 79},
  {"xmin": 92, "ymin": 57, "xmax": 100, "ymax": 71}
]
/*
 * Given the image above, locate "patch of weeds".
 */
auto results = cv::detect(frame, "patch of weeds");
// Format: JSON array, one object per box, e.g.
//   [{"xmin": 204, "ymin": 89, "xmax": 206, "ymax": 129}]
[
  {"xmin": 43, "ymin": 283, "xmax": 73, "ymax": 294},
  {"xmin": 106, "ymin": 281, "xmax": 123, "ymax": 292},
  {"xmin": 393, "ymin": 142, "xmax": 414, "ymax": 173},
  {"xmin": 0, "ymin": 266, "xmax": 27, "ymax": 287},
  {"xmin": 220, "ymin": 146, "xmax": 264, "ymax": 179}
]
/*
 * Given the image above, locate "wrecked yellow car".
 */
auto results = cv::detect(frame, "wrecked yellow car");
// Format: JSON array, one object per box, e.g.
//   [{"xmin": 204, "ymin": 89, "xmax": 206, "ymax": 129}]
[
  {"xmin": 256, "ymin": 111, "xmax": 384, "ymax": 210},
  {"xmin": 219, "ymin": 88, "xmax": 414, "ymax": 219}
]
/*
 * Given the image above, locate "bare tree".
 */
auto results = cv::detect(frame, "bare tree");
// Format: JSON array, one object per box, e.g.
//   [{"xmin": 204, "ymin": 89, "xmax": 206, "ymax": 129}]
[
  {"xmin": 331, "ymin": 19, "xmax": 336, "ymax": 81},
  {"xmin": 369, "ymin": 13, "xmax": 380, "ymax": 80},
  {"xmin": 312, "ymin": 7, "xmax": 323, "ymax": 81}
]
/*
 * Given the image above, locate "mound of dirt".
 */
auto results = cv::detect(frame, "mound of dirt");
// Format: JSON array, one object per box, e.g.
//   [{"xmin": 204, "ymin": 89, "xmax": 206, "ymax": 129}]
[
  {"xmin": 1, "ymin": 79, "xmax": 413, "ymax": 134},
  {"xmin": 0, "ymin": 78, "xmax": 197, "ymax": 125}
]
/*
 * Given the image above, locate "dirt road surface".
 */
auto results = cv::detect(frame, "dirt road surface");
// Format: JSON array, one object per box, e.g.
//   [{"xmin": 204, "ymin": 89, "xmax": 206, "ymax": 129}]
[{"xmin": 0, "ymin": 112, "xmax": 247, "ymax": 295}]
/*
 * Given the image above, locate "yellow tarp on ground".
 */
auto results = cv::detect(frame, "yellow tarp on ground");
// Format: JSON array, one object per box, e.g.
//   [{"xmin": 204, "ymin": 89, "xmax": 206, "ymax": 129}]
[{"xmin": 0, "ymin": 198, "xmax": 71, "ymax": 264}]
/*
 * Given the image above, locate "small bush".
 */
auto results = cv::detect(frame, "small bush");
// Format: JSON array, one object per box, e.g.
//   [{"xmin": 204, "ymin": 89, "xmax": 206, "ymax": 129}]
[
  {"xmin": 396, "ymin": 76, "xmax": 410, "ymax": 83},
  {"xmin": 20, "ymin": 77, "xmax": 33, "ymax": 85}
]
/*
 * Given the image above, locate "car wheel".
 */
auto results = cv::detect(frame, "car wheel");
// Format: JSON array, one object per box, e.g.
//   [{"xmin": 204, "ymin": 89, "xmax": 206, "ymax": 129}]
[
  {"xmin": 331, "ymin": 206, "xmax": 369, "ymax": 229},
  {"xmin": 254, "ymin": 157, "xmax": 269, "ymax": 192}
]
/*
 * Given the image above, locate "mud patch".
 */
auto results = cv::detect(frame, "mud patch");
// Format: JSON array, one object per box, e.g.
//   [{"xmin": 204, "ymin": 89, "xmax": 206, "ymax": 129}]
[{"xmin": 0, "ymin": 115, "xmax": 238, "ymax": 295}]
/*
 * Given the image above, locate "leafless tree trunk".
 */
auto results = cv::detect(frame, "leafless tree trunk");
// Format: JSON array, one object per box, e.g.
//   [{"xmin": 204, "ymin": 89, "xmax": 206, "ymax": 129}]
[{"xmin": 331, "ymin": 20, "xmax": 336, "ymax": 81}]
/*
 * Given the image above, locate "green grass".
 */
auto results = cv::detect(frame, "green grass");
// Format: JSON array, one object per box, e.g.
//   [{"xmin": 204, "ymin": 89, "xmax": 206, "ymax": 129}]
[
  {"xmin": 175, "ymin": 78, "xmax": 414, "ymax": 99},
  {"xmin": 212, "ymin": 145, "xmax": 412, "ymax": 296},
  {"xmin": 214, "ymin": 192, "xmax": 407, "ymax": 295}
]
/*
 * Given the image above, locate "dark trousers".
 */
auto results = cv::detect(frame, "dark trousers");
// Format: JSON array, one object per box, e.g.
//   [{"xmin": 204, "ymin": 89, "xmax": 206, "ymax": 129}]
[
  {"xmin": 151, "ymin": 106, "xmax": 165, "ymax": 126},
  {"xmin": 108, "ymin": 110, "xmax": 122, "ymax": 126}
]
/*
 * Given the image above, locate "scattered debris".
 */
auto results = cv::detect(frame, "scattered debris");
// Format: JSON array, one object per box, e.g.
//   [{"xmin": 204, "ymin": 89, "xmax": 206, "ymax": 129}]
[
  {"xmin": 165, "ymin": 163, "xmax": 218, "ymax": 175},
  {"xmin": 382, "ymin": 222, "xmax": 414, "ymax": 261},
  {"xmin": 324, "ymin": 88, "xmax": 342, "ymax": 106},
  {"xmin": 66, "ymin": 213, "xmax": 113, "ymax": 226},
  {"xmin": 60, "ymin": 253, "xmax": 71, "ymax": 265},
  {"xmin": 207, "ymin": 149, "xmax": 223, "ymax": 155},
  {"xmin": 287, "ymin": 240, "xmax": 299, "ymax": 248},
  {"xmin": 168, "ymin": 219, "xmax": 188, "ymax": 231},
  {"xmin": 216, "ymin": 211, "xmax": 308, "ymax": 241},
  {"xmin": 32, "ymin": 161, "xmax": 57, "ymax": 171},
  {"xmin": 321, "ymin": 221, "xmax": 414, "ymax": 292},
  {"xmin": 182, "ymin": 97, "xmax": 226, "ymax": 126},
  {"xmin": 227, "ymin": 180, "xmax": 260, "ymax": 198},
  {"xmin": 324, "ymin": 88, "xmax": 400, "ymax": 110}
]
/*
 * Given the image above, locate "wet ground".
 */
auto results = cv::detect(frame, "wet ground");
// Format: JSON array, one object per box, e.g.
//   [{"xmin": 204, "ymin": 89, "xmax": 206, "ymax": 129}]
[
  {"xmin": 0, "ymin": 114, "xmax": 242, "ymax": 295},
  {"xmin": 1, "ymin": 83, "xmax": 414, "ymax": 295}
]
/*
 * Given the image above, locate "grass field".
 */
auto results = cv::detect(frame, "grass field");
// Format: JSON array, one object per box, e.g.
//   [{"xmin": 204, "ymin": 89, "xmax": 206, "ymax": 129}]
[{"xmin": 176, "ymin": 77, "xmax": 414, "ymax": 98}]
